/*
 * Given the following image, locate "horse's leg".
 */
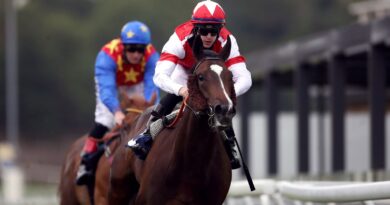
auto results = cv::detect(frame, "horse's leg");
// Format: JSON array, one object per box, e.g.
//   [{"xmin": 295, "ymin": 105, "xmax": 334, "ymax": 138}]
[
  {"xmin": 94, "ymin": 155, "xmax": 112, "ymax": 205},
  {"xmin": 59, "ymin": 167, "xmax": 81, "ymax": 205},
  {"xmin": 108, "ymin": 147, "xmax": 138, "ymax": 205},
  {"xmin": 59, "ymin": 138, "xmax": 86, "ymax": 205},
  {"xmin": 59, "ymin": 166, "xmax": 80, "ymax": 205}
]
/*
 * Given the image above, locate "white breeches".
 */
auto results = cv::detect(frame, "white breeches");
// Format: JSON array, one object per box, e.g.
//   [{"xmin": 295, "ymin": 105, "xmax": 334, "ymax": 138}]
[{"xmin": 94, "ymin": 83, "xmax": 144, "ymax": 129}]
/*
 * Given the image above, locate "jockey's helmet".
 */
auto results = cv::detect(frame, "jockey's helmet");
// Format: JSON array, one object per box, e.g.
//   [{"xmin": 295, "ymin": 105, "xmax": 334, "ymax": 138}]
[
  {"xmin": 120, "ymin": 21, "xmax": 151, "ymax": 45},
  {"xmin": 191, "ymin": 0, "xmax": 225, "ymax": 24}
]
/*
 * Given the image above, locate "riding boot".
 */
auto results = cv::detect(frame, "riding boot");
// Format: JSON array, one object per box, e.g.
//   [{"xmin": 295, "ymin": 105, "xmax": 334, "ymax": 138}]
[
  {"xmin": 76, "ymin": 137, "xmax": 98, "ymax": 185},
  {"xmin": 223, "ymin": 126, "xmax": 241, "ymax": 169},
  {"xmin": 127, "ymin": 104, "xmax": 165, "ymax": 160}
]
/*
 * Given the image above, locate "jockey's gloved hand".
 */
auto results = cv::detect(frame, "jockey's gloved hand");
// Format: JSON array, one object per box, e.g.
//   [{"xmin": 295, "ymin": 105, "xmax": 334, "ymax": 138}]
[
  {"xmin": 114, "ymin": 110, "xmax": 125, "ymax": 125},
  {"xmin": 179, "ymin": 86, "xmax": 189, "ymax": 98}
]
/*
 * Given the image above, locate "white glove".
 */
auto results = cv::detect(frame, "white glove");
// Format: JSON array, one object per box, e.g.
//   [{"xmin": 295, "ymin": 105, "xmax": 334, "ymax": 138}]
[
  {"xmin": 179, "ymin": 86, "xmax": 189, "ymax": 98},
  {"xmin": 114, "ymin": 111, "xmax": 126, "ymax": 126}
]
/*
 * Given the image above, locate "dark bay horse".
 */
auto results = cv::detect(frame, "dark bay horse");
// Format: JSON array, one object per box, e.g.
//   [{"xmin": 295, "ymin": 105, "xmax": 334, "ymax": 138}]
[
  {"xmin": 109, "ymin": 36, "xmax": 236, "ymax": 205},
  {"xmin": 59, "ymin": 93, "xmax": 156, "ymax": 205}
]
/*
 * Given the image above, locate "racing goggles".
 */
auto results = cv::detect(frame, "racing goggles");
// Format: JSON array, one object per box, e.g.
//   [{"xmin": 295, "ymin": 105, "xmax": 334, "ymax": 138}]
[
  {"xmin": 124, "ymin": 44, "xmax": 146, "ymax": 53},
  {"xmin": 198, "ymin": 27, "xmax": 219, "ymax": 36}
]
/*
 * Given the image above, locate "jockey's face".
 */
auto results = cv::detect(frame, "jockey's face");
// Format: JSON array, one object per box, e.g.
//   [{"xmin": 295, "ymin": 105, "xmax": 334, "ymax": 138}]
[
  {"xmin": 196, "ymin": 24, "xmax": 221, "ymax": 48},
  {"xmin": 200, "ymin": 32, "xmax": 218, "ymax": 48},
  {"xmin": 124, "ymin": 44, "xmax": 146, "ymax": 64}
]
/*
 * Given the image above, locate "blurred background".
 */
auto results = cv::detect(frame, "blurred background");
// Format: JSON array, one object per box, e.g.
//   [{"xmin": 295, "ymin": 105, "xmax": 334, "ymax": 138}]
[{"xmin": 2, "ymin": 0, "xmax": 386, "ymax": 204}]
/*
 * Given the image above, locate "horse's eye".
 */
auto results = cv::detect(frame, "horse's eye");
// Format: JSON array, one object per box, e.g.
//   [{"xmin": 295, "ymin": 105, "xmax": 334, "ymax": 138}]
[{"xmin": 198, "ymin": 74, "xmax": 205, "ymax": 81}]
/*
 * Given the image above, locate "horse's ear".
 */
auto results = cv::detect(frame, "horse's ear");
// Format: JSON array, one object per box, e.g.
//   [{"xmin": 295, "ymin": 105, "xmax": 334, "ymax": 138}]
[
  {"xmin": 220, "ymin": 36, "xmax": 231, "ymax": 61},
  {"xmin": 192, "ymin": 34, "xmax": 204, "ymax": 61},
  {"xmin": 148, "ymin": 91, "xmax": 157, "ymax": 105}
]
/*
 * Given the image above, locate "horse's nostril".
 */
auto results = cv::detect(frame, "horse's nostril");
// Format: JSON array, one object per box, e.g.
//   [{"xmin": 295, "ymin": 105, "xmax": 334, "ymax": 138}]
[
  {"xmin": 214, "ymin": 104, "xmax": 228, "ymax": 115},
  {"xmin": 214, "ymin": 105, "xmax": 222, "ymax": 114}
]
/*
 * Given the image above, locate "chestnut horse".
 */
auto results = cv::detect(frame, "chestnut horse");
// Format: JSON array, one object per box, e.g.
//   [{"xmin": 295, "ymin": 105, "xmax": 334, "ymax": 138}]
[
  {"xmin": 59, "ymin": 93, "xmax": 156, "ymax": 205},
  {"xmin": 108, "ymin": 36, "xmax": 235, "ymax": 205}
]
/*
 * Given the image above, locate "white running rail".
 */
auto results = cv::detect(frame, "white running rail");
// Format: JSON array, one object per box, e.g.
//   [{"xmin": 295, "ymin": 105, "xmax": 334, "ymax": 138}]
[
  {"xmin": 228, "ymin": 179, "xmax": 276, "ymax": 197},
  {"xmin": 278, "ymin": 180, "xmax": 390, "ymax": 203},
  {"xmin": 228, "ymin": 180, "xmax": 390, "ymax": 204}
]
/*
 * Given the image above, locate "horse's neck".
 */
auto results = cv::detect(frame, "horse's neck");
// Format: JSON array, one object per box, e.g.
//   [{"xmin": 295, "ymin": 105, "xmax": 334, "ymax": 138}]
[{"xmin": 174, "ymin": 110, "xmax": 219, "ymax": 159}]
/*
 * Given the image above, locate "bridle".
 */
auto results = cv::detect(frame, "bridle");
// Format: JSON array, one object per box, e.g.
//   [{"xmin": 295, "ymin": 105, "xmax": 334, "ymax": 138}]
[
  {"xmin": 166, "ymin": 95, "xmax": 216, "ymax": 129},
  {"xmin": 187, "ymin": 56, "xmax": 227, "ymax": 128},
  {"xmin": 183, "ymin": 96, "xmax": 216, "ymax": 127},
  {"xmin": 191, "ymin": 56, "xmax": 222, "ymax": 74}
]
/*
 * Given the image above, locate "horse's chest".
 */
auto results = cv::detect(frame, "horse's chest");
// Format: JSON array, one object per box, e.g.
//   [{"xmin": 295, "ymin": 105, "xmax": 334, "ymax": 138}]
[{"xmin": 169, "ymin": 180, "xmax": 224, "ymax": 205}]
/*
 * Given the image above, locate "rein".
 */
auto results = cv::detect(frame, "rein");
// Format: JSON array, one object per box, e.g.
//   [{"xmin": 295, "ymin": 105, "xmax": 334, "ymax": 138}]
[
  {"xmin": 94, "ymin": 106, "xmax": 146, "ymax": 157},
  {"xmin": 184, "ymin": 99, "xmax": 216, "ymax": 127},
  {"xmin": 96, "ymin": 107, "xmax": 145, "ymax": 142},
  {"xmin": 165, "ymin": 96, "xmax": 188, "ymax": 128},
  {"xmin": 165, "ymin": 95, "xmax": 216, "ymax": 128},
  {"xmin": 126, "ymin": 108, "xmax": 143, "ymax": 114}
]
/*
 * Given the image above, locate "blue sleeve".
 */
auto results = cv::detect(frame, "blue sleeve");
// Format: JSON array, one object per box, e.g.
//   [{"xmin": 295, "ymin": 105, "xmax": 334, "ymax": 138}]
[
  {"xmin": 143, "ymin": 52, "xmax": 160, "ymax": 104},
  {"xmin": 95, "ymin": 51, "xmax": 120, "ymax": 113}
]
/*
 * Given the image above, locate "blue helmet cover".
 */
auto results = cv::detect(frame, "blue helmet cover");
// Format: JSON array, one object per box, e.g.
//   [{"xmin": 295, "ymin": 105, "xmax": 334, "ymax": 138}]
[{"xmin": 120, "ymin": 21, "xmax": 151, "ymax": 45}]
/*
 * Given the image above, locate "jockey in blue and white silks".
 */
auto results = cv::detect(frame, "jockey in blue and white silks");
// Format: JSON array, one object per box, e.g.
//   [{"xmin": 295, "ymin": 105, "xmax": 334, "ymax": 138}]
[
  {"xmin": 95, "ymin": 37, "xmax": 159, "ymax": 128},
  {"xmin": 76, "ymin": 20, "xmax": 160, "ymax": 186}
]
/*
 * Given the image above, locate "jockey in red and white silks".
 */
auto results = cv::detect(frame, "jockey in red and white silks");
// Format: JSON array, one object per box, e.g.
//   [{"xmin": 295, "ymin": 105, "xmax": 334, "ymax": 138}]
[
  {"xmin": 128, "ymin": 1, "xmax": 251, "ymax": 169},
  {"xmin": 153, "ymin": 20, "xmax": 251, "ymax": 97}
]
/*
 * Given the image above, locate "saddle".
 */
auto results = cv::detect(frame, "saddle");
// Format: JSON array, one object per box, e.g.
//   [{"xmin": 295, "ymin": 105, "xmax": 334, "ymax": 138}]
[{"xmin": 149, "ymin": 109, "xmax": 179, "ymax": 139}]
